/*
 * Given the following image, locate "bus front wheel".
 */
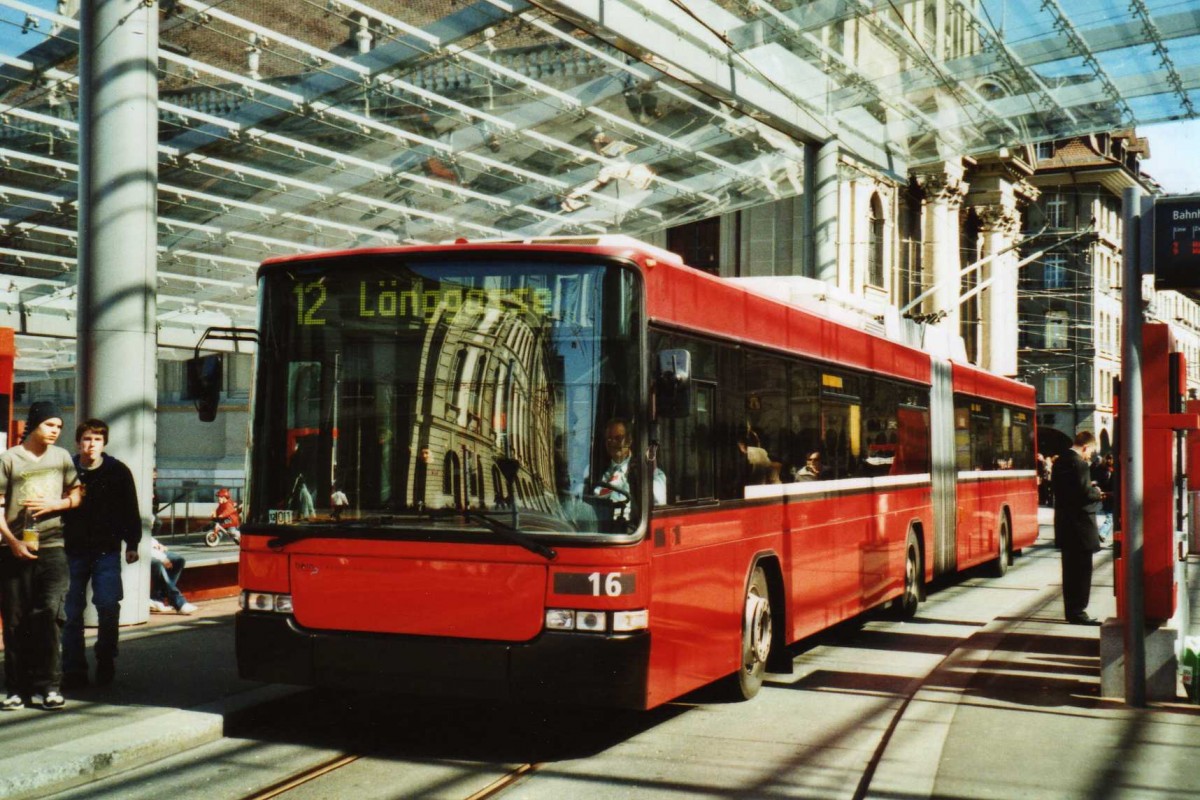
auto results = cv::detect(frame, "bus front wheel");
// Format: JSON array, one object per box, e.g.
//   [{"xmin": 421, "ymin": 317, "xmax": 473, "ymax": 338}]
[{"xmin": 733, "ymin": 565, "xmax": 772, "ymax": 700}]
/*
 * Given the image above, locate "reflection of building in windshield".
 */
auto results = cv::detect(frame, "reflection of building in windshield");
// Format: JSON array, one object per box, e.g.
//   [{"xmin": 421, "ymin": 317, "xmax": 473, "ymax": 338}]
[{"xmin": 408, "ymin": 288, "xmax": 557, "ymax": 514}]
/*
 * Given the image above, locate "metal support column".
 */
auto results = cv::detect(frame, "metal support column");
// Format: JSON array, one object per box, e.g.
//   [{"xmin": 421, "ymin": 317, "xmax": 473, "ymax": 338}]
[
  {"xmin": 1121, "ymin": 186, "xmax": 1146, "ymax": 707},
  {"xmin": 77, "ymin": 0, "xmax": 159, "ymax": 624}
]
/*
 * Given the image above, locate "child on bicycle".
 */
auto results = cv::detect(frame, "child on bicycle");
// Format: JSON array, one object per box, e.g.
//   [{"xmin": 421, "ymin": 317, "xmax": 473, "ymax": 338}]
[{"xmin": 212, "ymin": 488, "xmax": 241, "ymax": 538}]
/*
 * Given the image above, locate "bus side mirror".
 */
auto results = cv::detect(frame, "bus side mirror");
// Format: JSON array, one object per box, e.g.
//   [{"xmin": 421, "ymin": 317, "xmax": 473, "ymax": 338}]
[
  {"xmin": 655, "ymin": 349, "xmax": 691, "ymax": 419},
  {"xmin": 186, "ymin": 354, "xmax": 223, "ymax": 422}
]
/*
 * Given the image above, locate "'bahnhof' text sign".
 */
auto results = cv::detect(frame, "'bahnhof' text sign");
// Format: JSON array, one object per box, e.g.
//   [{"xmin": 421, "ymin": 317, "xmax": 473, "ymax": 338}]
[{"xmin": 1155, "ymin": 194, "xmax": 1200, "ymax": 290}]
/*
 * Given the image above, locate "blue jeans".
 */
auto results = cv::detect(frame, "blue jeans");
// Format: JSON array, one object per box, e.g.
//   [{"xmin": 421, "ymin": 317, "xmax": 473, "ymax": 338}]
[
  {"xmin": 1, "ymin": 546, "xmax": 69, "ymax": 695},
  {"xmin": 63, "ymin": 550, "xmax": 124, "ymax": 676},
  {"xmin": 151, "ymin": 552, "xmax": 187, "ymax": 610}
]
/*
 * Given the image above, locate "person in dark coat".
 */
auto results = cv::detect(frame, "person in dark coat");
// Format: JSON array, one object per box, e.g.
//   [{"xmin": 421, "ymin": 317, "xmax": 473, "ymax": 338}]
[
  {"xmin": 1052, "ymin": 430, "xmax": 1104, "ymax": 625},
  {"xmin": 62, "ymin": 419, "xmax": 141, "ymax": 688}
]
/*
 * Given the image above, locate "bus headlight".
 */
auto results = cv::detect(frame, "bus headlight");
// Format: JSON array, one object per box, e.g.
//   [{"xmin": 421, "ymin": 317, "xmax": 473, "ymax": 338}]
[
  {"xmin": 612, "ymin": 609, "xmax": 649, "ymax": 632},
  {"xmin": 243, "ymin": 591, "xmax": 293, "ymax": 614},
  {"xmin": 545, "ymin": 608, "xmax": 576, "ymax": 630},
  {"xmin": 575, "ymin": 610, "xmax": 605, "ymax": 632},
  {"xmin": 544, "ymin": 608, "xmax": 649, "ymax": 633}
]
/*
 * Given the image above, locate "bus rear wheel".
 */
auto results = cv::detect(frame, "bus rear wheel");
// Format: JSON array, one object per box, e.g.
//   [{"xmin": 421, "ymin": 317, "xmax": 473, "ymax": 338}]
[
  {"xmin": 732, "ymin": 565, "xmax": 772, "ymax": 700},
  {"xmin": 990, "ymin": 517, "xmax": 1011, "ymax": 578},
  {"xmin": 895, "ymin": 532, "xmax": 921, "ymax": 619}
]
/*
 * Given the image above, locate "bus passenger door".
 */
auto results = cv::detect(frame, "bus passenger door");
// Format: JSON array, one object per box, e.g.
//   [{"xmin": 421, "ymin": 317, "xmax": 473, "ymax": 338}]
[{"xmin": 649, "ymin": 382, "xmax": 741, "ymax": 703}]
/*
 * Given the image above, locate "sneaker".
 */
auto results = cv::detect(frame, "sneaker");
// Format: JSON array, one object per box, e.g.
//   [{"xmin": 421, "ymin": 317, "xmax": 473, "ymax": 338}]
[
  {"xmin": 178, "ymin": 602, "xmax": 198, "ymax": 615},
  {"xmin": 148, "ymin": 600, "xmax": 167, "ymax": 613},
  {"xmin": 41, "ymin": 691, "xmax": 65, "ymax": 710},
  {"xmin": 1, "ymin": 694, "xmax": 23, "ymax": 710}
]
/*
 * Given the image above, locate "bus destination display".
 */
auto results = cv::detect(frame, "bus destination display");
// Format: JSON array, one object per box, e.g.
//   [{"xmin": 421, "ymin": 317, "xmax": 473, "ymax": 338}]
[{"xmin": 291, "ymin": 278, "xmax": 555, "ymax": 327}]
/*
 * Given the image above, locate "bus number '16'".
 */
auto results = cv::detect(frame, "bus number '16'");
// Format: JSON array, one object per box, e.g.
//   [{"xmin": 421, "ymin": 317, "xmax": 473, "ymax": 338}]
[
  {"xmin": 294, "ymin": 281, "xmax": 327, "ymax": 326},
  {"xmin": 589, "ymin": 572, "xmax": 623, "ymax": 597},
  {"xmin": 553, "ymin": 572, "xmax": 635, "ymax": 596}
]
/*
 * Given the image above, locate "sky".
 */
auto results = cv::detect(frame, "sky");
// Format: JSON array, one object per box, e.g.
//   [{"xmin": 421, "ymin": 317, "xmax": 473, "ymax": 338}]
[{"xmin": 1142, "ymin": 121, "xmax": 1200, "ymax": 196}]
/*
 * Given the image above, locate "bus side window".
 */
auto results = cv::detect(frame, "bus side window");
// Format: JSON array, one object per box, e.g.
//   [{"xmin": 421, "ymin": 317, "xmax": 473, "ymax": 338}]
[
  {"xmin": 658, "ymin": 383, "xmax": 716, "ymax": 503},
  {"xmin": 743, "ymin": 352, "xmax": 787, "ymax": 486},
  {"xmin": 788, "ymin": 362, "xmax": 821, "ymax": 482}
]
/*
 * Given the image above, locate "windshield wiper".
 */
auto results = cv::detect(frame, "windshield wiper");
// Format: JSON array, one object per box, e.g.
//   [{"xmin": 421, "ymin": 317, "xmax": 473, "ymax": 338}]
[
  {"xmin": 263, "ymin": 517, "xmax": 406, "ymax": 548},
  {"xmin": 263, "ymin": 513, "xmax": 557, "ymax": 559},
  {"xmin": 463, "ymin": 509, "xmax": 557, "ymax": 561}
]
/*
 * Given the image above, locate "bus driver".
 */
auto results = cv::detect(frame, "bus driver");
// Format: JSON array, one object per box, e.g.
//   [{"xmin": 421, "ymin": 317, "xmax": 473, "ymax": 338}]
[{"xmin": 594, "ymin": 419, "xmax": 667, "ymax": 520}]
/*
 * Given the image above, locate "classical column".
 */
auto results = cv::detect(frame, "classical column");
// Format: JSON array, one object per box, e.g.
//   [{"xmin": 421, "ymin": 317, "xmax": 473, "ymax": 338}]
[
  {"xmin": 975, "ymin": 205, "xmax": 1022, "ymax": 375},
  {"xmin": 916, "ymin": 162, "xmax": 969, "ymax": 336},
  {"xmin": 814, "ymin": 141, "xmax": 840, "ymax": 284}
]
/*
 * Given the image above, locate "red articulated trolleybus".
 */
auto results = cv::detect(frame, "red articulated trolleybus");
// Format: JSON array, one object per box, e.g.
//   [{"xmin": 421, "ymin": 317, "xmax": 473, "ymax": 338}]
[{"xmin": 234, "ymin": 236, "xmax": 1038, "ymax": 709}]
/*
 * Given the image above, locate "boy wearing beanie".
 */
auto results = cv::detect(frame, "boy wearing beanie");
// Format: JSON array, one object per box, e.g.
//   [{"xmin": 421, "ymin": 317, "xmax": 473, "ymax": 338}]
[{"xmin": 0, "ymin": 401, "xmax": 81, "ymax": 710}]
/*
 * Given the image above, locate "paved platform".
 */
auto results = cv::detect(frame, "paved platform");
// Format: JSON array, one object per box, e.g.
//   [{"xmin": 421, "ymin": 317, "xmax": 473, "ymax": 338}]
[{"xmin": 2, "ymin": 511, "xmax": 1200, "ymax": 799}]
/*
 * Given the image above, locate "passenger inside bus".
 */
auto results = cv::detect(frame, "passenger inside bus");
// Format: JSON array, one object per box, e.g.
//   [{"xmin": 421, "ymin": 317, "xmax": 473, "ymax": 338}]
[
  {"xmin": 793, "ymin": 451, "xmax": 823, "ymax": 481},
  {"xmin": 737, "ymin": 429, "xmax": 779, "ymax": 485}
]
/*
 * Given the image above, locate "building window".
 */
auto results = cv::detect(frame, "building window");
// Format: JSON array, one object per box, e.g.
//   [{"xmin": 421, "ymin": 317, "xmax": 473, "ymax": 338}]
[
  {"xmin": 1035, "ymin": 141, "xmax": 1054, "ymax": 161},
  {"xmin": 1045, "ymin": 311, "xmax": 1069, "ymax": 349},
  {"xmin": 1045, "ymin": 193, "xmax": 1068, "ymax": 229},
  {"xmin": 668, "ymin": 216, "xmax": 721, "ymax": 275},
  {"xmin": 868, "ymin": 194, "xmax": 885, "ymax": 287},
  {"xmin": 1044, "ymin": 253, "xmax": 1067, "ymax": 289},
  {"xmin": 1044, "ymin": 373, "xmax": 1068, "ymax": 404}
]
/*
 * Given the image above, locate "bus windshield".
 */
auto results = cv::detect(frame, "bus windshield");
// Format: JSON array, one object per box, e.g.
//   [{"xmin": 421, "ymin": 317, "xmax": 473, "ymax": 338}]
[{"xmin": 249, "ymin": 254, "xmax": 644, "ymax": 537}]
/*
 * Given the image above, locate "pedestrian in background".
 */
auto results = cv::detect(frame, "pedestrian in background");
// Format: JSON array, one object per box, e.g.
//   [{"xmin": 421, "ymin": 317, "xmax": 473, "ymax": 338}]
[
  {"xmin": 1090, "ymin": 452, "xmax": 1115, "ymax": 545},
  {"xmin": 148, "ymin": 537, "xmax": 197, "ymax": 615},
  {"xmin": 330, "ymin": 484, "xmax": 349, "ymax": 521},
  {"xmin": 62, "ymin": 419, "xmax": 142, "ymax": 689},
  {"xmin": 0, "ymin": 401, "xmax": 81, "ymax": 710},
  {"xmin": 1052, "ymin": 431, "xmax": 1104, "ymax": 625}
]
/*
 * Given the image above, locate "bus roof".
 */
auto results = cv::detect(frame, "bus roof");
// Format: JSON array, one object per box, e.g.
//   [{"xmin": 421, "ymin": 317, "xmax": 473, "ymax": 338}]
[
  {"xmin": 951, "ymin": 360, "xmax": 1036, "ymax": 408},
  {"xmin": 257, "ymin": 235, "xmax": 683, "ymax": 271},
  {"xmin": 642, "ymin": 254, "xmax": 936, "ymax": 386},
  {"xmin": 259, "ymin": 237, "xmax": 1033, "ymax": 399}
]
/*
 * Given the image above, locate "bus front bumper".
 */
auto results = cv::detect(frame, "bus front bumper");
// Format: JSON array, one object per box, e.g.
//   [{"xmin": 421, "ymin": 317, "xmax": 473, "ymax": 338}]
[{"xmin": 235, "ymin": 611, "xmax": 651, "ymax": 709}]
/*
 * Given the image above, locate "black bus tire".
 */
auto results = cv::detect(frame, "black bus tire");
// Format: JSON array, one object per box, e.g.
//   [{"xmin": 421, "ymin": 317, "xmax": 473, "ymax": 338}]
[
  {"xmin": 895, "ymin": 531, "xmax": 922, "ymax": 619},
  {"xmin": 732, "ymin": 565, "xmax": 772, "ymax": 700}
]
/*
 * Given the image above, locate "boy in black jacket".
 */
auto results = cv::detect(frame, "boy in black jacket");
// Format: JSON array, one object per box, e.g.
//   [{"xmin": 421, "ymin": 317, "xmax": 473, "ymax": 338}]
[{"xmin": 62, "ymin": 419, "xmax": 141, "ymax": 688}]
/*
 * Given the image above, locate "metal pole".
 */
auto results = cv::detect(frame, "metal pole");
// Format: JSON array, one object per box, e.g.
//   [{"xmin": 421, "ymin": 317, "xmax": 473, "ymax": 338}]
[
  {"xmin": 78, "ymin": 1, "xmax": 159, "ymax": 624},
  {"xmin": 1121, "ymin": 186, "xmax": 1146, "ymax": 707}
]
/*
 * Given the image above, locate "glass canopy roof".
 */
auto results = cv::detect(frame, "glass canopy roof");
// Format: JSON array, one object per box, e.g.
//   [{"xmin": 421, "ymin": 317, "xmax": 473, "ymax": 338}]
[{"xmin": 0, "ymin": 0, "xmax": 1196, "ymax": 374}]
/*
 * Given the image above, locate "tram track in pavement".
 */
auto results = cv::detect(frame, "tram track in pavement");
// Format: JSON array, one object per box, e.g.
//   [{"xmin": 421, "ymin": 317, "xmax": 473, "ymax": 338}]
[
  {"xmin": 239, "ymin": 753, "xmax": 545, "ymax": 800},
  {"xmin": 239, "ymin": 753, "xmax": 361, "ymax": 800}
]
